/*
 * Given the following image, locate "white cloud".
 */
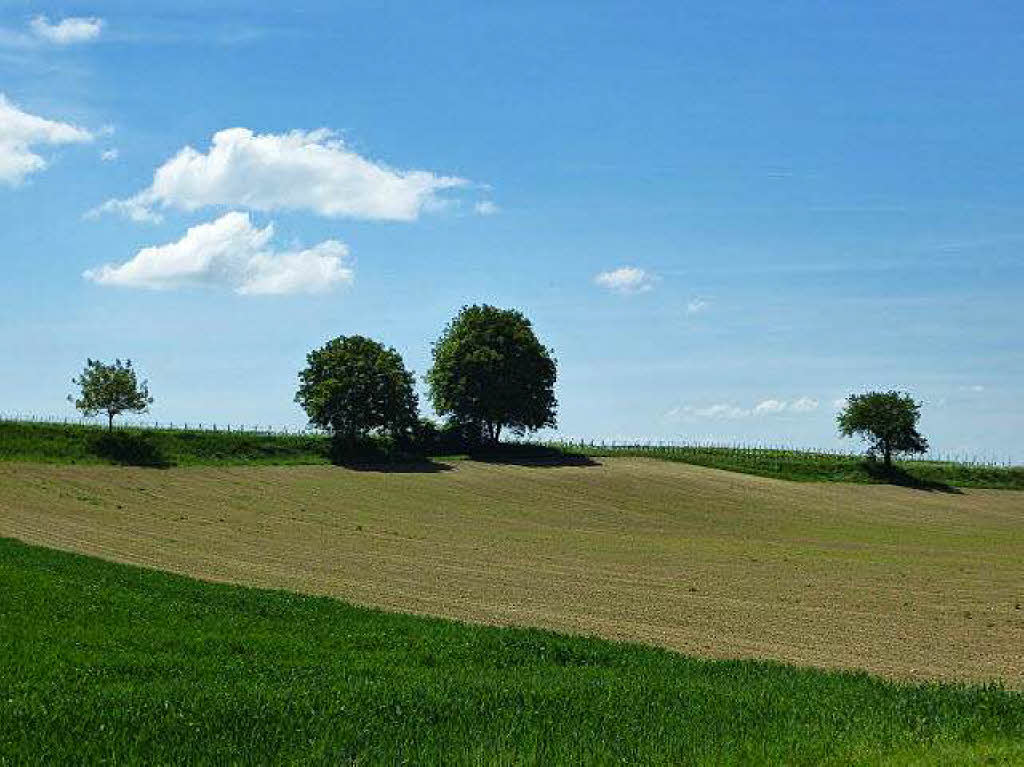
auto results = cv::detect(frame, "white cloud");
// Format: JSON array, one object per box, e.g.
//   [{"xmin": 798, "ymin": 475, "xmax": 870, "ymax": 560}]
[
  {"xmin": 30, "ymin": 16, "xmax": 104, "ymax": 44},
  {"xmin": 474, "ymin": 200, "xmax": 499, "ymax": 216},
  {"xmin": 93, "ymin": 127, "xmax": 469, "ymax": 223},
  {"xmin": 0, "ymin": 94, "xmax": 93, "ymax": 184},
  {"xmin": 100, "ymin": 148, "xmax": 119, "ymax": 162},
  {"xmin": 83, "ymin": 211, "xmax": 353, "ymax": 295},
  {"xmin": 594, "ymin": 265, "xmax": 656, "ymax": 294},
  {"xmin": 686, "ymin": 298, "xmax": 709, "ymax": 315},
  {"xmin": 790, "ymin": 396, "xmax": 819, "ymax": 412},
  {"xmin": 668, "ymin": 396, "xmax": 820, "ymax": 421},
  {"xmin": 959, "ymin": 384, "xmax": 985, "ymax": 393}
]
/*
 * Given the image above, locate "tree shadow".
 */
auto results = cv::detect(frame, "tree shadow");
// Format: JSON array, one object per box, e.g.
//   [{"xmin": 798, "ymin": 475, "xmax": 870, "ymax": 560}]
[
  {"xmin": 89, "ymin": 431, "xmax": 174, "ymax": 468},
  {"xmin": 861, "ymin": 461, "xmax": 962, "ymax": 494},
  {"xmin": 338, "ymin": 458, "xmax": 455, "ymax": 473},
  {"xmin": 468, "ymin": 444, "xmax": 601, "ymax": 469}
]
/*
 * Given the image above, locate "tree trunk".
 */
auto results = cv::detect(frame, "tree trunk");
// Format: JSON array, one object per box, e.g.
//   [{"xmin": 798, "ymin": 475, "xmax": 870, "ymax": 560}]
[
  {"xmin": 883, "ymin": 441, "xmax": 892, "ymax": 469},
  {"xmin": 107, "ymin": 412, "xmax": 114, "ymax": 432},
  {"xmin": 494, "ymin": 423, "xmax": 502, "ymax": 444}
]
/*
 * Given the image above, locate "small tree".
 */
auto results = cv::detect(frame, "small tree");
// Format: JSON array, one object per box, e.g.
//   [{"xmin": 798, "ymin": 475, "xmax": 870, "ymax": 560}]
[
  {"xmin": 295, "ymin": 335, "xmax": 418, "ymax": 447},
  {"xmin": 837, "ymin": 390, "xmax": 928, "ymax": 468},
  {"xmin": 426, "ymin": 304, "xmax": 557, "ymax": 445},
  {"xmin": 69, "ymin": 358, "xmax": 154, "ymax": 430}
]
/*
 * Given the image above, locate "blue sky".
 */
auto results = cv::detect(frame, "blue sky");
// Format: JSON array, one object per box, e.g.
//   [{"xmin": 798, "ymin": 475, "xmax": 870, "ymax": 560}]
[{"xmin": 1, "ymin": 1, "xmax": 1021, "ymax": 460}]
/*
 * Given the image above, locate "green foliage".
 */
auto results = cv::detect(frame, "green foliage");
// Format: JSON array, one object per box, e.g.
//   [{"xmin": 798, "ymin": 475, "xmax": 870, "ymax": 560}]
[
  {"xmin": 69, "ymin": 358, "xmax": 153, "ymax": 430},
  {"xmin": 837, "ymin": 391, "xmax": 929, "ymax": 467},
  {"xmin": 427, "ymin": 305, "xmax": 557, "ymax": 443},
  {"xmin": 295, "ymin": 335, "xmax": 419, "ymax": 444},
  {"xmin": 2, "ymin": 538, "xmax": 1022, "ymax": 764}
]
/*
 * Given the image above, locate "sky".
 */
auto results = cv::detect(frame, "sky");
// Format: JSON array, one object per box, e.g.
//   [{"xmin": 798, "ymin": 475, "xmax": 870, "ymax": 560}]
[{"xmin": 1, "ymin": 1, "xmax": 1021, "ymax": 461}]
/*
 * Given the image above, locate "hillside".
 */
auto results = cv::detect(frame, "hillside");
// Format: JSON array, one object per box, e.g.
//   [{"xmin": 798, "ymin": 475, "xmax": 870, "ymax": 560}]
[
  {"xmin": 2, "ymin": 420, "xmax": 1022, "ymax": 489},
  {"xmin": 1, "ymin": 457, "xmax": 1021, "ymax": 686},
  {"xmin": 3, "ymin": 537, "xmax": 1023, "ymax": 764}
]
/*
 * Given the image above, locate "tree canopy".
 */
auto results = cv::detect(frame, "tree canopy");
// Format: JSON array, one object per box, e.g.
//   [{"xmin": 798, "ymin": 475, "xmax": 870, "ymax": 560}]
[
  {"xmin": 837, "ymin": 390, "xmax": 928, "ymax": 467},
  {"xmin": 69, "ymin": 358, "xmax": 153, "ymax": 430},
  {"xmin": 295, "ymin": 335, "xmax": 418, "ymax": 444},
  {"xmin": 426, "ymin": 304, "xmax": 557, "ymax": 444}
]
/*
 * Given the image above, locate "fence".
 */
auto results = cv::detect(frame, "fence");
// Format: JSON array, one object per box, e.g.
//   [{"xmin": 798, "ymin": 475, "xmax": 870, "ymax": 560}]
[
  {"xmin": 528, "ymin": 437, "xmax": 1019, "ymax": 468},
  {"xmin": 0, "ymin": 412, "xmax": 327, "ymax": 438}
]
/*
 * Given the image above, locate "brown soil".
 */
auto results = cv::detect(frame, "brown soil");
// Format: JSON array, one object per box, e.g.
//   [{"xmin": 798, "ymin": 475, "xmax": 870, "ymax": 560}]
[{"xmin": 1, "ymin": 458, "xmax": 1021, "ymax": 686}]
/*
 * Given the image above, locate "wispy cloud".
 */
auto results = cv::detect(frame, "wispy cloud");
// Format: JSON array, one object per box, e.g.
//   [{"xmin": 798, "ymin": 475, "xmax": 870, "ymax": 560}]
[
  {"xmin": 84, "ymin": 211, "xmax": 353, "ymax": 295},
  {"xmin": 594, "ymin": 266, "xmax": 656, "ymax": 294},
  {"xmin": 667, "ymin": 397, "xmax": 820, "ymax": 421},
  {"xmin": 0, "ymin": 94, "xmax": 93, "ymax": 185},
  {"xmin": 30, "ymin": 16, "xmax": 104, "ymax": 45},
  {"xmin": 474, "ymin": 200, "xmax": 499, "ymax": 216},
  {"xmin": 686, "ymin": 297, "xmax": 709, "ymax": 315}
]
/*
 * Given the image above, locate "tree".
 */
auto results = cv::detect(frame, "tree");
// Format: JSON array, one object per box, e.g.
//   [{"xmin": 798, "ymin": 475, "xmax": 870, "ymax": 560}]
[
  {"xmin": 69, "ymin": 358, "xmax": 154, "ymax": 430},
  {"xmin": 426, "ymin": 304, "xmax": 557, "ymax": 445},
  {"xmin": 295, "ymin": 335, "xmax": 418, "ymax": 446},
  {"xmin": 837, "ymin": 390, "xmax": 928, "ymax": 468}
]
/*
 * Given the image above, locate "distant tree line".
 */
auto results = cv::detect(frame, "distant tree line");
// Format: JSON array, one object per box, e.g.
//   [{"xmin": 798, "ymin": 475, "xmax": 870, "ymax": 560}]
[{"xmin": 68, "ymin": 304, "xmax": 930, "ymax": 469}]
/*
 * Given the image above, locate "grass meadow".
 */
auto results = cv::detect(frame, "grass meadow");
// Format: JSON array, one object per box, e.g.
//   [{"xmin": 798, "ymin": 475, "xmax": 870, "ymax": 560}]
[{"xmin": 2, "ymin": 537, "xmax": 1022, "ymax": 765}]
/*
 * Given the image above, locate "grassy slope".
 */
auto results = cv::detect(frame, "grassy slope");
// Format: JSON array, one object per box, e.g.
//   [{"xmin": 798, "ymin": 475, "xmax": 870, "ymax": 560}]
[
  {"xmin": 3, "ymin": 420, "xmax": 1022, "ymax": 489},
  {"xmin": 557, "ymin": 443, "xmax": 1024, "ymax": 490},
  {"xmin": 1, "ymin": 537, "xmax": 1022, "ymax": 765},
  {"xmin": 0, "ymin": 420, "xmax": 330, "ymax": 466}
]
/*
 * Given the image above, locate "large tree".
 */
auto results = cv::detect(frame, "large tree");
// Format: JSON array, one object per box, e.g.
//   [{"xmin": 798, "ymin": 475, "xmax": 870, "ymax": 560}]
[
  {"xmin": 837, "ymin": 390, "xmax": 928, "ymax": 468},
  {"xmin": 426, "ymin": 304, "xmax": 557, "ymax": 444},
  {"xmin": 295, "ymin": 335, "xmax": 418, "ymax": 445},
  {"xmin": 69, "ymin": 358, "xmax": 154, "ymax": 430}
]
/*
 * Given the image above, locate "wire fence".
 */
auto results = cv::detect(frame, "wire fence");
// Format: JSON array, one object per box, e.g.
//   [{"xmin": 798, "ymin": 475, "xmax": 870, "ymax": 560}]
[{"xmin": 0, "ymin": 412, "xmax": 327, "ymax": 438}]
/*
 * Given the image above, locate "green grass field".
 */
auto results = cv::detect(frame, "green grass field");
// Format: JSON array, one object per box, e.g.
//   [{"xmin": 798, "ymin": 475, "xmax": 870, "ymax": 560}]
[
  {"xmin": 3, "ymin": 419, "xmax": 1022, "ymax": 489},
  {"xmin": 554, "ymin": 441, "xmax": 1024, "ymax": 490},
  {"xmin": 2, "ymin": 537, "xmax": 1022, "ymax": 765}
]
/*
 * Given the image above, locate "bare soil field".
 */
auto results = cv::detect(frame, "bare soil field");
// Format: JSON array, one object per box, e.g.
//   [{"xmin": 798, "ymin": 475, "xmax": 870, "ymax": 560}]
[{"xmin": 1, "ymin": 457, "xmax": 1021, "ymax": 686}]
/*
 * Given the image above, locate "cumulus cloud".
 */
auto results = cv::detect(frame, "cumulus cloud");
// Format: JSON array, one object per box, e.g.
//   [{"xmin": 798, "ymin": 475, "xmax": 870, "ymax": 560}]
[
  {"xmin": 30, "ymin": 16, "xmax": 104, "ymax": 44},
  {"xmin": 92, "ymin": 127, "xmax": 469, "ymax": 223},
  {"xmin": 594, "ymin": 266, "xmax": 656, "ymax": 294},
  {"xmin": 0, "ymin": 94, "xmax": 93, "ymax": 184},
  {"xmin": 474, "ymin": 200, "xmax": 499, "ymax": 216},
  {"xmin": 668, "ymin": 397, "xmax": 820, "ymax": 421},
  {"xmin": 83, "ymin": 211, "xmax": 353, "ymax": 295}
]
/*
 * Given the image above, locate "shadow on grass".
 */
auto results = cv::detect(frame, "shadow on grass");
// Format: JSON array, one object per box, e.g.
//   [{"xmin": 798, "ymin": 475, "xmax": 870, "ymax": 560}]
[
  {"xmin": 88, "ymin": 432, "xmax": 174, "ymax": 468},
  {"xmin": 339, "ymin": 458, "xmax": 455, "ymax": 474},
  {"xmin": 468, "ymin": 444, "xmax": 601, "ymax": 469},
  {"xmin": 862, "ymin": 461, "xmax": 962, "ymax": 494}
]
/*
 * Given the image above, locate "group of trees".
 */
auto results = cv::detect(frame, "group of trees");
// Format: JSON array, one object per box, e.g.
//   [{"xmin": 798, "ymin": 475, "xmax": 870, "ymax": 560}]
[
  {"xmin": 295, "ymin": 304, "xmax": 557, "ymax": 451},
  {"xmin": 68, "ymin": 305, "xmax": 931, "ymax": 467}
]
